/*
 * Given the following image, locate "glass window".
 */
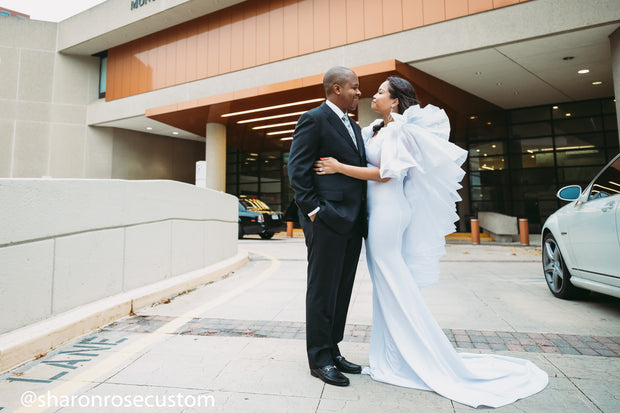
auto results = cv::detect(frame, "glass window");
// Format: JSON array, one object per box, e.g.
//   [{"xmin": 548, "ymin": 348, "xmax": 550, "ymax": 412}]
[
  {"xmin": 604, "ymin": 115, "xmax": 618, "ymax": 131},
  {"xmin": 552, "ymin": 100, "xmax": 600, "ymax": 119},
  {"xmin": 554, "ymin": 133, "xmax": 604, "ymax": 150},
  {"xmin": 588, "ymin": 156, "xmax": 620, "ymax": 200},
  {"xmin": 469, "ymin": 156, "xmax": 506, "ymax": 171},
  {"xmin": 602, "ymin": 98, "xmax": 617, "ymax": 114},
  {"xmin": 555, "ymin": 147, "xmax": 605, "ymax": 167},
  {"xmin": 468, "ymin": 141, "xmax": 504, "ymax": 157},
  {"xmin": 0, "ymin": 11, "xmax": 10, "ymax": 16},
  {"xmin": 511, "ymin": 122, "xmax": 552, "ymax": 138},
  {"xmin": 510, "ymin": 167, "xmax": 555, "ymax": 185},
  {"xmin": 554, "ymin": 117, "xmax": 603, "ymax": 135},
  {"xmin": 510, "ymin": 137, "xmax": 553, "ymax": 154},
  {"xmin": 98, "ymin": 54, "xmax": 107, "ymax": 99},
  {"xmin": 557, "ymin": 166, "xmax": 602, "ymax": 187},
  {"xmin": 511, "ymin": 152, "xmax": 555, "ymax": 168},
  {"xmin": 511, "ymin": 106, "xmax": 550, "ymax": 123}
]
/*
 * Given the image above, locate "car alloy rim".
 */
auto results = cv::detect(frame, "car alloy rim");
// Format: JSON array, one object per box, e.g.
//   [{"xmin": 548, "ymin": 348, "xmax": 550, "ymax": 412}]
[{"xmin": 543, "ymin": 238, "xmax": 564, "ymax": 293}]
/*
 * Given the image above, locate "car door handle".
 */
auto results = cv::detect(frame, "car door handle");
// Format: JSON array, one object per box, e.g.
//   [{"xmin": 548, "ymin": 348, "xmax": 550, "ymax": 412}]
[{"xmin": 601, "ymin": 200, "xmax": 615, "ymax": 212}]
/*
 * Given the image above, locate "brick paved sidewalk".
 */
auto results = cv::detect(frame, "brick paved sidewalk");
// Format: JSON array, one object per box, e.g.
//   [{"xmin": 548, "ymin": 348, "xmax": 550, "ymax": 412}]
[{"xmin": 104, "ymin": 315, "xmax": 620, "ymax": 357}]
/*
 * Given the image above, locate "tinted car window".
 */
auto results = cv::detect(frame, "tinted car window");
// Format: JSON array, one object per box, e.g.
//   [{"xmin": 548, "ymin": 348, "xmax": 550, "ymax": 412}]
[{"xmin": 589, "ymin": 157, "xmax": 620, "ymax": 200}]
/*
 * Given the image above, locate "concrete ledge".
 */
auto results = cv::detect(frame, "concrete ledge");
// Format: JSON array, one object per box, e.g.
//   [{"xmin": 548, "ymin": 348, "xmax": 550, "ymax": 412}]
[
  {"xmin": 0, "ymin": 251, "xmax": 248, "ymax": 373},
  {"xmin": 478, "ymin": 212, "xmax": 519, "ymax": 242}
]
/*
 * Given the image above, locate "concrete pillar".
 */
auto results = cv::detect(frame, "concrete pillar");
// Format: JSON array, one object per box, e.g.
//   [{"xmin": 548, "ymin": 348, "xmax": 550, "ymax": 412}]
[
  {"xmin": 357, "ymin": 97, "xmax": 376, "ymax": 129},
  {"xmin": 611, "ymin": 27, "xmax": 620, "ymax": 138},
  {"xmin": 205, "ymin": 123, "xmax": 226, "ymax": 192}
]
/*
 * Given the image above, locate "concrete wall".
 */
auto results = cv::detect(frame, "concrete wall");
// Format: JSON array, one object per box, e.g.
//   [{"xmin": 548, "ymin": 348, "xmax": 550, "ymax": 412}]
[
  {"xmin": 0, "ymin": 179, "xmax": 238, "ymax": 334},
  {"xmin": 0, "ymin": 16, "xmax": 205, "ymax": 183}
]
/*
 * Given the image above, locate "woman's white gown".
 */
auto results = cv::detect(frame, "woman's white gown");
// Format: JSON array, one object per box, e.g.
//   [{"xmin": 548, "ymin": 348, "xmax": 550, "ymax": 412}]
[{"xmin": 361, "ymin": 104, "xmax": 548, "ymax": 408}]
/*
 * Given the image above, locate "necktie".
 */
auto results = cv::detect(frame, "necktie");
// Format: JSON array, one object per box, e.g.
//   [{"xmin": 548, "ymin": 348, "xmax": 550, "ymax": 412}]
[{"xmin": 342, "ymin": 114, "xmax": 357, "ymax": 148}]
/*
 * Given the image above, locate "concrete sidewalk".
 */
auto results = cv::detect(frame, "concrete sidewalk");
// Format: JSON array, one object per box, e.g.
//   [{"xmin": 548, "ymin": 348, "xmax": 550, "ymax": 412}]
[{"xmin": 1, "ymin": 236, "xmax": 619, "ymax": 412}]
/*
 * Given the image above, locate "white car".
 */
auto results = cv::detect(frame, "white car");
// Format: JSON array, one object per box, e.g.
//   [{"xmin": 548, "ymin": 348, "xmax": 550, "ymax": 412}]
[{"xmin": 542, "ymin": 153, "xmax": 620, "ymax": 299}]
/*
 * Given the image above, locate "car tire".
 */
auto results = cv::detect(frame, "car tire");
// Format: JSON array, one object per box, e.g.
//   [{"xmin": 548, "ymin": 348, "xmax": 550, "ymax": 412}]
[
  {"xmin": 542, "ymin": 232, "xmax": 589, "ymax": 299},
  {"xmin": 259, "ymin": 232, "xmax": 274, "ymax": 240}
]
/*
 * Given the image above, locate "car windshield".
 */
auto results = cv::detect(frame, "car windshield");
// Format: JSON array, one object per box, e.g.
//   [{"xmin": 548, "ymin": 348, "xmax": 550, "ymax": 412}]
[{"xmin": 240, "ymin": 199, "xmax": 271, "ymax": 210}]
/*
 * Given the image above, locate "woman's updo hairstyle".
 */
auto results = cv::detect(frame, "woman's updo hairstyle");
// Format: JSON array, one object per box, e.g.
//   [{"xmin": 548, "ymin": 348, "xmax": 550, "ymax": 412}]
[{"xmin": 373, "ymin": 76, "xmax": 419, "ymax": 134}]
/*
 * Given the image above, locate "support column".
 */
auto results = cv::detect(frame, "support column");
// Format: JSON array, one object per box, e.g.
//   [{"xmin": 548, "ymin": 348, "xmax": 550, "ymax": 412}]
[
  {"xmin": 357, "ymin": 97, "xmax": 375, "ymax": 129},
  {"xmin": 611, "ymin": 27, "xmax": 620, "ymax": 137},
  {"xmin": 205, "ymin": 123, "xmax": 226, "ymax": 192}
]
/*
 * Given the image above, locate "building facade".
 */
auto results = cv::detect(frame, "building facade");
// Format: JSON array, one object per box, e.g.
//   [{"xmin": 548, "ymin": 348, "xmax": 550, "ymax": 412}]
[{"xmin": 1, "ymin": 0, "xmax": 619, "ymax": 231}]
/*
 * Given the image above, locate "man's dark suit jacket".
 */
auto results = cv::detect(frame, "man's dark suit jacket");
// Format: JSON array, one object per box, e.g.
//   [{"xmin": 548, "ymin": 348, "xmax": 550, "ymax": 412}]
[{"xmin": 288, "ymin": 102, "xmax": 367, "ymax": 236}]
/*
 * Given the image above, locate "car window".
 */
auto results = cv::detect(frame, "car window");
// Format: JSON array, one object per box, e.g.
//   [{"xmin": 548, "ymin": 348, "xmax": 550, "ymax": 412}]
[
  {"xmin": 240, "ymin": 199, "xmax": 270, "ymax": 210},
  {"xmin": 238, "ymin": 203, "xmax": 245, "ymax": 212},
  {"xmin": 589, "ymin": 157, "xmax": 620, "ymax": 200}
]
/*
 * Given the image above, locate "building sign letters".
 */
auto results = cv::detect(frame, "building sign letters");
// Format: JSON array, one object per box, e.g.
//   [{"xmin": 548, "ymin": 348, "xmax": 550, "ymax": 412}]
[{"xmin": 131, "ymin": 0, "xmax": 156, "ymax": 11}]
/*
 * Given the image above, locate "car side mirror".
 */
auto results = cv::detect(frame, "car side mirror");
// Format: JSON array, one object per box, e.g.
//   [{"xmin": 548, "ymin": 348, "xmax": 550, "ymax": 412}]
[{"xmin": 556, "ymin": 185, "xmax": 582, "ymax": 201}]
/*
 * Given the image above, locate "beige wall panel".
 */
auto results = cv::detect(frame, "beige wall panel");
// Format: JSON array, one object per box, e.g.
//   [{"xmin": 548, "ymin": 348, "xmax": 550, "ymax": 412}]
[
  {"xmin": 52, "ymin": 229, "xmax": 125, "ymax": 314},
  {"xmin": 16, "ymin": 101, "xmax": 52, "ymax": 123},
  {"xmin": 0, "ymin": 17, "xmax": 56, "ymax": 51},
  {"xmin": 18, "ymin": 50, "xmax": 55, "ymax": 102},
  {"xmin": 0, "ymin": 119, "xmax": 14, "ymax": 177},
  {"xmin": 12, "ymin": 121, "xmax": 50, "ymax": 177},
  {"xmin": 51, "ymin": 104, "xmax": 87, "ymax": 125},
  {"xmin": 49, "ymin": 124, "xmax": 86, "ymax": 178},
  {"xmin": 0, "ymin": 240, "xmax": 54, "ymax": 334},
  {"xmin": 84, "ymin": 126, "xmax": 114, "ymax": 179},
  {"xmin": 111, "ymin": 129, "xmax": 204, "ymax": 183},
  {"xmin": 0, "ymin": 47, "xmax": 19, "ymax": 99},
  {"xmin": 124, "ymin": 221, "xmax": 172, "ymax": 290},
  {"xmin": 171, "ymin": 220, "xmax": 206, "ymax": 276},
  {"xmin": 204, "ymin": 220, "xmax": 237, "ymax": 266},
  {"xmin": 53, "ymin": 54, "xmax": 99, "ymax": 105}
]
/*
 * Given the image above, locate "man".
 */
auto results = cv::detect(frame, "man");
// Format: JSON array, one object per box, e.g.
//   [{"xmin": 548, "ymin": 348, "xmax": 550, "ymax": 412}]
[{"xmin": 288, "ymin": 66, "xmax": 367, "ymax": 387}]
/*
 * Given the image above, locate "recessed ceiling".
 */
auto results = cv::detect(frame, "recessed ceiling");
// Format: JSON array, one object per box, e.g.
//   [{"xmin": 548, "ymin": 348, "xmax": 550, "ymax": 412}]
[{"xmin": 411, "ymin": 23, "xmax": 618, "ymax": 109}]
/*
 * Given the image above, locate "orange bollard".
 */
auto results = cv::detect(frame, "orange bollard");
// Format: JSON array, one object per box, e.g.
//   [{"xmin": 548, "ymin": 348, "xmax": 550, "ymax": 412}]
[
  {"xmin": 519, "ymin": 218, "xmax": 530, "ymax": 246},
  {"xmin": 286, "ymin": 221, "xmax": 294, "ymax": 238},
  {"xmin": 470, "ymin": 218, "xmax": 480, "ymax": 245}
]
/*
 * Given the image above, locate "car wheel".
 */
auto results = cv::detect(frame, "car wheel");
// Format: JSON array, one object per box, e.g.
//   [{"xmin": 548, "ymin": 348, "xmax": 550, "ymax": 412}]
[
  {"xmin": 259, "ymin": 232, "xmax": 274, "ymax": 240},
  {"xmin": 238, "ymin": 224, "xmax": 244, "ymax": 239},
  {"xmin": 542, "ymin": 232, "xmax": 588, "ymax": 299}
]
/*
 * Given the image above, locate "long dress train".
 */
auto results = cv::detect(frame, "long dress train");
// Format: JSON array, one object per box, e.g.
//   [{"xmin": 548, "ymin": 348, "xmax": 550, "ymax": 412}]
[{"xmin": 362, "ymin": 104, "xmax": 548, "ymax": 408}]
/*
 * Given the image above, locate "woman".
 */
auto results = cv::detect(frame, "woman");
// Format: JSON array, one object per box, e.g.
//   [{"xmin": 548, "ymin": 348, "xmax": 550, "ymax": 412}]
[{"xmin": 313, "ymin": 77, "xmax": 548, "ymax": 408}]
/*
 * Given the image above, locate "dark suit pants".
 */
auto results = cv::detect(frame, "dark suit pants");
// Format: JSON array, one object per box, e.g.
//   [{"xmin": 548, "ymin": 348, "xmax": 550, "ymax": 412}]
[{"xmin": 300, "ymin": 213, "xmax": 362, "ymax": 369}]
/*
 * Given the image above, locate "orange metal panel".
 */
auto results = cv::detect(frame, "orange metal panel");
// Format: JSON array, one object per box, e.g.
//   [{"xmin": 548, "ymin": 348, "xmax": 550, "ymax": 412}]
[
  {"xmin": 230, "ymin": 5, "xmax": 245, "ymax": 72},
  {"xmin": 363, "ymin": 0, "xmax": 383, "ymax": 39},
  {"xmin": 298, "ymin": 0, "xmax": 314, "ymax": 55},
  {"xmin": 493, "ymin": 0, "xmax": 519, "ymax": 7},
  {"xmin": 196, "ymin": 17, "xmax": 209, "ymax": 79},
  {"xmin": 155, "ymin": 33, "xmax": 167, "ymax": 90},
  {"xmin": 313, "ymin": 0, "xmax": 330, "ymax": 51},
  {"xmin": 329, "ymin": 0, "xmax": 347, "ymax": 47},
  {"xmin": 422, "ymin": 0, "xmax": 445, "ymax": 24},
  {"xmin": 283, "ymin": 0, "xmax": 299, "ymax": 58},
  {"xmin": 402, "ymin": 0, "xmax": 423, "ymax": 29},
  {"xmin": 165, "ymin": 30, "xmax": 177, "ymax": 89},
  {"xmin": 468, "ymin": 0, "xmax": 494, "ymax": 14},
  {"xmin": 445, "ymin": 0, "xmax": 469, "ymax": 19},
  {"xmin": 255, "ymin": 0, "xmax": 271, "ymax": 65},
  {"xmin": 176, "ymin": 27, "xmax": 188, "ymax": 85},
  {"xmin": 218, "ymin": 9, "xmax": 232, "ymax": 74},
  {"xmin": 269, "ymin": 0, "xmax": 285, "ymax": 62},
  {"xmin": 185, "ymin": 19, "xmax": 198, "ymax": 82},
  {"xmin": 242, "ymin": 2, "xmax": 257, "ymax": 68},
  {"xmin": 207, "ymin": 15, "xmax": 220, "ymax": 77},
  {"xmin": 382, "ymin": 0, "xmax": 403, "ymax": 35},
  {"xmin": 346, "ymin": 0, "xmax": 364, "ymax": 43}
]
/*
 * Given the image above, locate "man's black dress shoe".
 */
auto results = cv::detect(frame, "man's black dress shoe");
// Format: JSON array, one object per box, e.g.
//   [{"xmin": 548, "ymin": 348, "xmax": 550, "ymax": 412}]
[
  {"xmin": 310, "ymin": 365, "xmax": 350, "ymax": 386},
  {"xmin": 334, "ymin": 356, "xmax": 362, "ymax": 374}
]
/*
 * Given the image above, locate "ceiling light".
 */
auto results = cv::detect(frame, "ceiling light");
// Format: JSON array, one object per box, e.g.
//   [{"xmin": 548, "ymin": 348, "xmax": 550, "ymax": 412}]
[
  {"xmin": 552, "ymin": 106, "xmax": 559, "ymax": 110},
  {"xmin": 492, "ymin": 145, "xmax": 496, "ymax": 148},
  {"xmin": 475, "ymin": 71, "xmax": 482, "ymax": 75},
  {"xmin": 469, "ymin": 116, "xmax": 477, "ymax": 120},
  {"xmin": 496, "ymin": 82, "xmax": 502, "ymax": 86},
  {"xmin": 172, "ymin": 131, "xmax": 179, "ymax": 135},
  {"xmin": 486, "ymin": 122, "xmax": 492, "ymax": 125},
  {"xmin": 280, "ymin": 137, "xmax": 293, "ymax": 141},
  {"xmin": 146, "ymin": 127, "xmax": 153, "ymax": 130},
  {"xmin": 565, "ymin": 113, "xmax": 572, "ymax": 117},
  {"xmin": 250, "ymin": 153, "xmax": 258, "ymax": 156},
  {"xmin": 577, "ymin": 69, "xmax": 589, "ymax": 74},
  {"xmin": 266, "ymin": 129, "xmax": 295, "ymax": 136},
  {"xmin": 252, "ymin": 121, "xmax": 298, "ymax": 130},
  {"xmin": 592, "ymin": 81, "xmax": 603, "ymax": 85},
  {"xmin": 238, "ymin": 111, "xmax": 306, "ymax": 124},
  {"xmin": 221, "ymin": 98, "xmax": 324, "ymax": 117}
]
